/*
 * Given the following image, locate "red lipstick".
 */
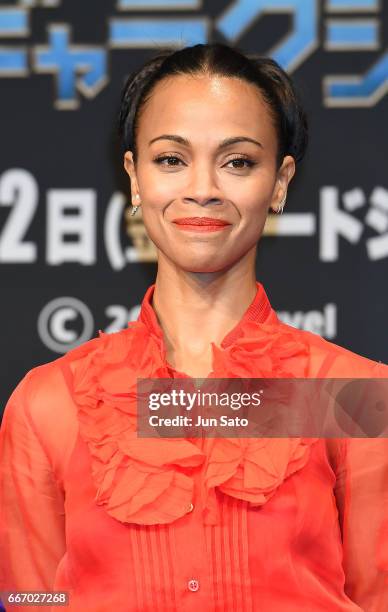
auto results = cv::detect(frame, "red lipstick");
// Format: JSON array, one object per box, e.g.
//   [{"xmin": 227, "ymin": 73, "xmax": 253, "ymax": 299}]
[{"xmin": 172, "ymin": 217, "xmax": 232, "ymax": 232}]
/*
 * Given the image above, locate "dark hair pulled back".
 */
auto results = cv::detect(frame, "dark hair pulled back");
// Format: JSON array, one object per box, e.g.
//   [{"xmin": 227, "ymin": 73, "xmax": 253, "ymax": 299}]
[{"xmin": 118, "ymin": 43, "xmax": 308, "ymax": 169}]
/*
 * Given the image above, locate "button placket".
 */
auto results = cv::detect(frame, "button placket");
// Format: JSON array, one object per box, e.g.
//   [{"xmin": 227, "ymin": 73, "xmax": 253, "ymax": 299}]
[{"xmin": 171, "ymin": 468, "xmax": 212, "ymax": 608}]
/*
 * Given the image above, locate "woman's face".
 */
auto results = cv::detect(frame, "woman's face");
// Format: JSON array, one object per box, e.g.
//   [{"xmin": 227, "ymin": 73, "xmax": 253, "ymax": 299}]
[{"xmin": 124, "ymin": 74, "xmax": 295, "ymax": 273}]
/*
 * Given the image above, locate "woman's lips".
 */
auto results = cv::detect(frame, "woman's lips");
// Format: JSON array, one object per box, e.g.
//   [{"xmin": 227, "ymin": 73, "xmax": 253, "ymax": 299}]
[{"xmin": 172, "ymin": 217, "xmax": 232, "ymax": 232}]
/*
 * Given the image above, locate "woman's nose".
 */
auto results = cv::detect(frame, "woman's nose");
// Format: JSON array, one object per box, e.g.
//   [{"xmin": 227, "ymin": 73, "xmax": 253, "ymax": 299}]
[{"xmin": 182, "ymin": 162, "xmax": 223, "ymax": 207}]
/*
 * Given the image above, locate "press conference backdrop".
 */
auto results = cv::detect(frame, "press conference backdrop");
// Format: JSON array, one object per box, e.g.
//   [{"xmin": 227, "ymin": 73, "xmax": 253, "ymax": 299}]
[{"xmin": 1, "ymin": 0, "xmax": 388, "ymax": 417}]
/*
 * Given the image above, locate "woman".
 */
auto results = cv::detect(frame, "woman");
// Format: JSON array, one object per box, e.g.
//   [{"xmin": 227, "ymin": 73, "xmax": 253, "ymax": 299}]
[{"xmin": 1, "ymin": 43, "xmax": 388, "ymax": 612}]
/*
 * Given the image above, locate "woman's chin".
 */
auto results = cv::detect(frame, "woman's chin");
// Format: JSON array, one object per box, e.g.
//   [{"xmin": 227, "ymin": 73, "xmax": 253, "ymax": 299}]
[{"xmin": 176, "ymin": 258, "xmax": 233, "ymax": 274}]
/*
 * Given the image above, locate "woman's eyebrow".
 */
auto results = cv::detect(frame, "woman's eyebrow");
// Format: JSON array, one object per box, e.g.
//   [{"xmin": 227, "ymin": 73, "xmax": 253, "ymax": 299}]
[{"xmin": 148, "ymin": 134, "xmax": 264, "ymax": 149}]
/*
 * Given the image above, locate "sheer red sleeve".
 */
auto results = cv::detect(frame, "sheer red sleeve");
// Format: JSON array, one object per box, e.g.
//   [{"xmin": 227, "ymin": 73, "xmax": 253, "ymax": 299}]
[
  {"xmin": 0, "ymin": 372, "xmax": 66, "ymax": 602},
  {"xmin": 329, "ymin": 362, "xmax": 388, "ymax": 611}
]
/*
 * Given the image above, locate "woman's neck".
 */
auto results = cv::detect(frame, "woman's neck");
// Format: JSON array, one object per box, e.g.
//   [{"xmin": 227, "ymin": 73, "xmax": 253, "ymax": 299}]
[{"xmin": 151, "ymin": 264, "xmax": 258, "ymax": 369}]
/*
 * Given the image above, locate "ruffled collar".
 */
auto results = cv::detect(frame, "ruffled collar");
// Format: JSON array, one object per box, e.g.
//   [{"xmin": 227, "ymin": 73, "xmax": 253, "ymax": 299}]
[
  {"xmin": 69, "ymin": 281, "xmax": 318, "ymax": 526},
  {"xmin": 138, "ymin": 280, "xmax": 275, "ymax": 353}
]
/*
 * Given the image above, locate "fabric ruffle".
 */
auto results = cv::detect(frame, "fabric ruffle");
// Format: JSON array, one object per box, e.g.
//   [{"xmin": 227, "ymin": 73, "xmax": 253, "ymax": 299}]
[{"xmin": 70, "ymin": 319, "xmax": 319, "ymax": 526}]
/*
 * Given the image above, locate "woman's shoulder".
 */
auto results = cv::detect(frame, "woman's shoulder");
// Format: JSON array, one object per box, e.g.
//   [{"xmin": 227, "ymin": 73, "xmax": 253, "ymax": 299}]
[
  {"xmin": 9, "ymin": 325, "xmax": 141, "ymax": 420},
  {"xmin": 2, "ymin": 332, "xmax": 118, "ymax": 448},
  {"xmin": 275, "ymin": 317, "xmax": 388, "ymax": 377},
  {"xmin": 9, "ymin": 319, "xmax": 150, "ymax": 405},
  {"xmin": 20, "ymin": 325, "xmax": 138, "ymax": 388},
  {"xmin": 11, "ymin": 334, "xmax": 104, "ymax": 403}
]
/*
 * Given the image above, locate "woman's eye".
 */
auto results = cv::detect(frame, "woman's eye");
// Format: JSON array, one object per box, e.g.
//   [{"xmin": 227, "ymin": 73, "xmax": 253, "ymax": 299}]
[
  {"xmin": 154, "ymin": 155, "xmax": 184, "ymax": 167},
  {"xmin": 153, "ymin": 155, "xmax": 256, "ymax": 169},
  {"xmin": 226, "ymin": 157, "xmax": 255, "ymax": 169}
]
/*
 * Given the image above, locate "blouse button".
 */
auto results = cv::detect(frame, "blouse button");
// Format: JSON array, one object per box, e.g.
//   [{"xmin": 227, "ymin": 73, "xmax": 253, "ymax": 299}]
[
  {"xmin": 187, "ymin": 503, "xmax": 194, "ymax": 513},
  {"xmin": 188, "ymin": 579, "xmax": 199, "ymax": 592}
]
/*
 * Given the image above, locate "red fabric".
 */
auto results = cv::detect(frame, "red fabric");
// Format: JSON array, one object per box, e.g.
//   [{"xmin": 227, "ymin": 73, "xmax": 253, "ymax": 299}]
[{"xmin": 1, "ymin": 281, "xmax": 388, "ymax": 611}]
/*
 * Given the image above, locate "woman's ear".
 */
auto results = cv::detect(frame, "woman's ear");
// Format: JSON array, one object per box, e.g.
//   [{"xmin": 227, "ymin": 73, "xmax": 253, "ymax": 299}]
[
  {"xmin": 123, "ymin": 151, "xmax": 140, "ymax": 200},
  {"xmin": 269, "ymin": 155, "xmax": 296, "ymax": 213}
]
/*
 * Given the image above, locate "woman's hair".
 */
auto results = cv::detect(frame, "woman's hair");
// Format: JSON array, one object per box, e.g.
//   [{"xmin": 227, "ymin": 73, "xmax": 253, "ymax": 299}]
[{"xmin": 118, "ymin": 43, "xmax": 308, "ymax": 169}]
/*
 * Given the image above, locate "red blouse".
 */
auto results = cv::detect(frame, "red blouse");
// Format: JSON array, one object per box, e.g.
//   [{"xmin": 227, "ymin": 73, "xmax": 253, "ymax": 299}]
[{"xmin": 1, "ymin": 281, "xmax": 388, "ymax": 611}]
